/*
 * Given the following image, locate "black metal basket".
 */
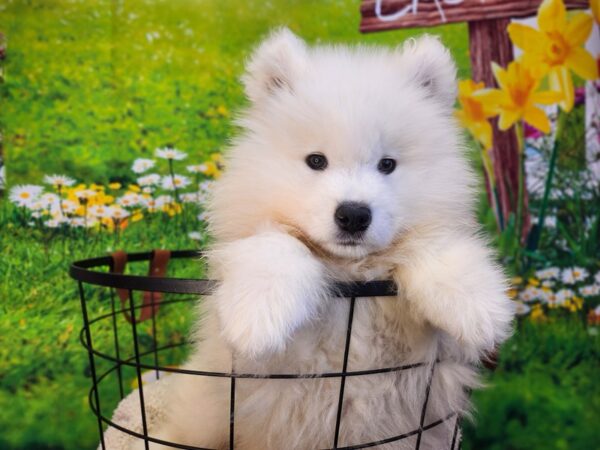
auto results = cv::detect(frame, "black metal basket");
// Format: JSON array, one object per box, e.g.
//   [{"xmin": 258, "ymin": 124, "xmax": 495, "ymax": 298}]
[{"xmin": 71, "ymin": 249, "xmax": 462, "ymax": 450}]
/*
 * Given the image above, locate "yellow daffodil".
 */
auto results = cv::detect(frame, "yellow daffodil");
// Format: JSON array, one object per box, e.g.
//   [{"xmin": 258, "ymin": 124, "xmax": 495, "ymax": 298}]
[
  {"xmin": 474, "ymin": 60, "xmax": 562, "ymax": 134},
  {"xmin": 591, "ymin": 0, "xmax": 600, "ymax": 25},
  {"xmin": 455, "ymin": 80, "xmax": 496, "ymax": 150},
  {"xmin": 507, "ymin": 0, "xmax": 598, "ymax": 112}
]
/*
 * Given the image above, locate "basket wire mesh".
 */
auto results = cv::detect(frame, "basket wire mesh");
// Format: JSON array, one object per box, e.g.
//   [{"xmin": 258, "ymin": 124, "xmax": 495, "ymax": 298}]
[{"xmin": 70, "ymin": 250, "xmax": 462, "ymax": 450}]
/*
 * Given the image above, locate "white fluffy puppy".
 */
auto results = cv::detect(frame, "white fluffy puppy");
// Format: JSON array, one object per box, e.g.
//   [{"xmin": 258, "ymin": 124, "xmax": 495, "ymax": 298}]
[{"xmin": 138, "ymin": 29, "xmax": 514, "ymax": 450}]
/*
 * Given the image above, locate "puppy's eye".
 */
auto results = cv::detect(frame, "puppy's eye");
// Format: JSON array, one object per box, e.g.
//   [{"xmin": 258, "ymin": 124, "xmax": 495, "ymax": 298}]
[
  {"xmin": 377, "ymin": 158, "xmax": 396, "ymax": 175},
  {"xmin": 306, "ymin": 153, "xmax": 328, "ymax": 171}
]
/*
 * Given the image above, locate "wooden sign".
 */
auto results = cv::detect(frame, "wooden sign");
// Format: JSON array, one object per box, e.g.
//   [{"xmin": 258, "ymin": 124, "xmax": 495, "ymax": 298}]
[
  {"xmin": 359, "ymin": 0, "xmax": 591, "ymax": 237},
  {"xmin": 360, "ymin": 0, "xmax": 589, "ymax": 32}
]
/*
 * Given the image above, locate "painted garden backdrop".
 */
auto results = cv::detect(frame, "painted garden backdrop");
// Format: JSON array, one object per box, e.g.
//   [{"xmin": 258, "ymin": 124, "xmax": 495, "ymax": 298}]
[{"xmin": 1, "ymin": 1, "xmax": 599, "ymax": 449}]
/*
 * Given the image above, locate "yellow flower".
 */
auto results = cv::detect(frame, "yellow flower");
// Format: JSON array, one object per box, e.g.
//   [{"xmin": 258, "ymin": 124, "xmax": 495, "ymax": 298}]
[
  {"xmin": 530, "ymin": 304, "xmax": 546, "ymax": 322},
  {"xmin": 572, "ymin": 295, "xmax": 584, "ymax": 309},
  {"xmin": 216, "ymin": 105, "xmax": 229, "ymax": 117},
  {"xmin": 162, "ymin": 202, "xmax": 182, "ymax": 216},
  {"xmin": 511, "ymin": 276, "xmax": 524, "ymax": 285},
  {"xmin": 592, "ymin": 0, "xmax": 600, "ymax": 25},
  {"xmin": 474, "ymin": 60, "xmax": 562, "ymax": 133},
  {"xmin": 507, "ymin": 0, "xmax": 598, "ymax": 112},
  {"xmin": 108, "ymin": 182, "xmax": 122, "ymax": 190},
  {"xmin": 128, "ymin": 184, "xmax": 141, "ymax": 193},
  {"xmin": 201, "ymin": 161, "xmax": 219, "ymax": 177},
  {"xmin": 455, "ymin": 80, "xmax": 496, "ymax": 150}
]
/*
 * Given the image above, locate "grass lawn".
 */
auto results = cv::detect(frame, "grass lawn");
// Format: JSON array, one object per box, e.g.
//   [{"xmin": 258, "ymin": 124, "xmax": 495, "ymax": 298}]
[{"xmin": 1, "ymin": 1, "xmax": 599, "ymax": 449}]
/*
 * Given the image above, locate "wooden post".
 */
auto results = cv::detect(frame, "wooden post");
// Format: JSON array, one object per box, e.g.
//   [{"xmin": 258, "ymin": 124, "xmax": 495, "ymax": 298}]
[{"xmin": 468, "ymin": 19, "xmax": 530, "ymax": 235}]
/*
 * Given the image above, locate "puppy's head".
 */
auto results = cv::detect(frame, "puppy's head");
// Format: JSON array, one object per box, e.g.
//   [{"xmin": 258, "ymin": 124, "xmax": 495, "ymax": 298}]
[{"xmin": 210, "ymin": 29, "xmax": 475, "ymax": 259}]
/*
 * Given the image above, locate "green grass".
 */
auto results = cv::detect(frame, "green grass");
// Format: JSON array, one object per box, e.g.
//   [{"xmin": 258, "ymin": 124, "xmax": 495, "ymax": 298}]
[{"xmin": 1, "ymin": 1, "xmax": 599, "ymax": 449}]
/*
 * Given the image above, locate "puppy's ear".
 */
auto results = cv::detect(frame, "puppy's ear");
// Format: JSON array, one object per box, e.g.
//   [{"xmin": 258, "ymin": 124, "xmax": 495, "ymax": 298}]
[
  {"xmin": 397, "ymin": 35, "xmax": 457, "ymax": 108},
  {"xmin": 243, "ymin": 28, "xmax": 308, "ymax": 104}
]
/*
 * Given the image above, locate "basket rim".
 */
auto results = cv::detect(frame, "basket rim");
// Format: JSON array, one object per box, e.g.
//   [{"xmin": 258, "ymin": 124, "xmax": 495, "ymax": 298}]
[{"xmin": 69, "ymin": 249, "xmax": 398, "ymax": 297}]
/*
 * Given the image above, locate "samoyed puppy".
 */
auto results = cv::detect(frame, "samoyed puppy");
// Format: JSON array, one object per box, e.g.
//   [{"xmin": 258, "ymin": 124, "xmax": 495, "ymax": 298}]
[{"xmin": 135, "ymin": 29, "xmax": 514, "ymax": 450}]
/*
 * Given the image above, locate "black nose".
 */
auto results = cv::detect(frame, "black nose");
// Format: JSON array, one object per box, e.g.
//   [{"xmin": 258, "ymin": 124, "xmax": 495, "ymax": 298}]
[{"xmin": 335, "ymin": 202, "xmax": 372, "ymax": 234}]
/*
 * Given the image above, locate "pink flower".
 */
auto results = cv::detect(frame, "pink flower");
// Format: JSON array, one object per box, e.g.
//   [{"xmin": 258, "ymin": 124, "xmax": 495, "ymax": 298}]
[
  {"xmin": 574, "ymin": 87, "xmax": 585, "ymax": 107},
  {"xmin": 524, "ymin": 122, "xmax": 543, "ymax": 140}
]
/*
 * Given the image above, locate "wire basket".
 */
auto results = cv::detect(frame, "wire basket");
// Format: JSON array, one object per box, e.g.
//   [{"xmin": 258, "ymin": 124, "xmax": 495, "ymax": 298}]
[{"xmin": 71, "ymin": 249, "xmax": 462, "ymax": 450}]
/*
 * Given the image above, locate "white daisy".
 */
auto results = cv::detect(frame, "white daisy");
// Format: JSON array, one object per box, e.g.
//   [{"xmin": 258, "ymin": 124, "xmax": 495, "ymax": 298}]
[
  {"xmin": 561, "ymin": 267, "xmax": 589, "ymax": 284},
  {"xmin": 532, "ymin": 215, "xmax": 557, "ymax": 228},
  {"xmin": 514, "ymin": 302, "xmax": 531, "ymax": 316},
  {"xmin": 60, "ymin": 199, "xmax": 78, "ymax": 214},
  {"xmin": 69, "ymin": 217, "xmax": 86, "ymax": 228},
  {"xmin": 541, "ymin": 280, "xmax": 555, "ymax": 288},
  {"xmin": 117, "ymin": 192, "xmax": 141, "ymax": 207},
  {"xmin": 44, "ymin": 174, "xmax": 75, "ymax": 188},
  {"xmin": 199, "ymin": 181, "xmax": 213, "ymax": 192},
  {"xmin": 535, "ymin": 267, "xmax": 560, "ymax": 280},
  {"xmin": 74, "ymin": 189, "xmax": 96, "ymax": 201},
  {"xmin": 111, "ymin": 207, "xmax": 130, "ymax": 220},
  {"xmin": 155, "ymin": 195, "xmax": 174, "ymax": 208},
  {"xmin": 579, "ymin": 284, "xmax": 600, "ymax": 297},
  {"xmin": 88, "ymin": 205, "xmax": 114, "ymax": 219},
  {"xmin": 137, "ymin": 173, "xmax": 161, "ymax": 187},
  {"xmin": 197, "ymin": 211, "xmax": 208, "ymax": 221},
  {"xmin": 155, "ymin": 147, "xmax": 187, "ymax": 160},
  {"xmin": 44, "ymin": 218, "xmax": 63, "ymax": 228},
  {"xmin": 9, "ymin": 185, "xmax": 43, "ymax": 207},
  {"xmin": 554, "ymin": 289, "xmax": 574, "ymax": 305},
  {"xmin": 595, "ymin": 271, "xmax": 600, "ymax": 284},
  {"xmin": 140, "ymin": 197, "xmax": 158, "ymax": 211},
  {"xmin": 132, "ymin": 158, "xmax": 156, "ymax": 174},
  {"xmin": 161, "ymin": 175, "xmax": 191, "ymax": 190},
  {"xmin": 180, "ymin": 192, "xmax": 199, "ymax": 203},
  {"xmin": 188, "ymin": 231, "xmax": 203, "ymax": 240},
  {"xmin": 39, "ymin": 193, "xmax": 60, "ymax": 210},
  {"xmin": 186, "ymin": 164, "xmax": 208, "ymax": 174},
  {"xmin": 537, "ymin": 289, "xmax": 552, "ymax": 304},
  {"xmin": 519, "ymin": 286, "xmax": 542, "ymax": 303}
]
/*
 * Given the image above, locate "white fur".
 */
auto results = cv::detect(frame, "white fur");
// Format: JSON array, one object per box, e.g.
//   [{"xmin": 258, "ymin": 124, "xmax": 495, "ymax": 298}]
[{"xmin": 132, "ymin": 29, "xmax": 514, "ymax": 450}]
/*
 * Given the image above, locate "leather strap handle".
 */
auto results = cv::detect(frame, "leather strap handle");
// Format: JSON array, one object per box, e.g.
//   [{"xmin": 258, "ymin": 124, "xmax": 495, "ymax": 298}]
[{"xmin": 110, "ymin": 249, "xmax": 171, "ymax": 323}]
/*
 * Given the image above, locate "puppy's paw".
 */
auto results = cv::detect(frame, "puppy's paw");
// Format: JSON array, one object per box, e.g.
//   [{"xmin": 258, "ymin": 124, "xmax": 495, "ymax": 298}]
[
  {"xmin": 398, "ymin": 235, "xmax": 514, "ymax": 359},
  {"xmin": 212, "ymin": 230, "xmax": 328, "ymax": 357}
]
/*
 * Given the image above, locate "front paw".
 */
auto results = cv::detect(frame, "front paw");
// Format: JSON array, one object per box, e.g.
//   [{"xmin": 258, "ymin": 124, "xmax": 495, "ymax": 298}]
[
  {"xmin": 211, "ymin": 231, "xmax": 328, "ymax": 357},
  {"xmin": 398, "ymin": 235, "xmax": 515, "ymax": 358}
]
